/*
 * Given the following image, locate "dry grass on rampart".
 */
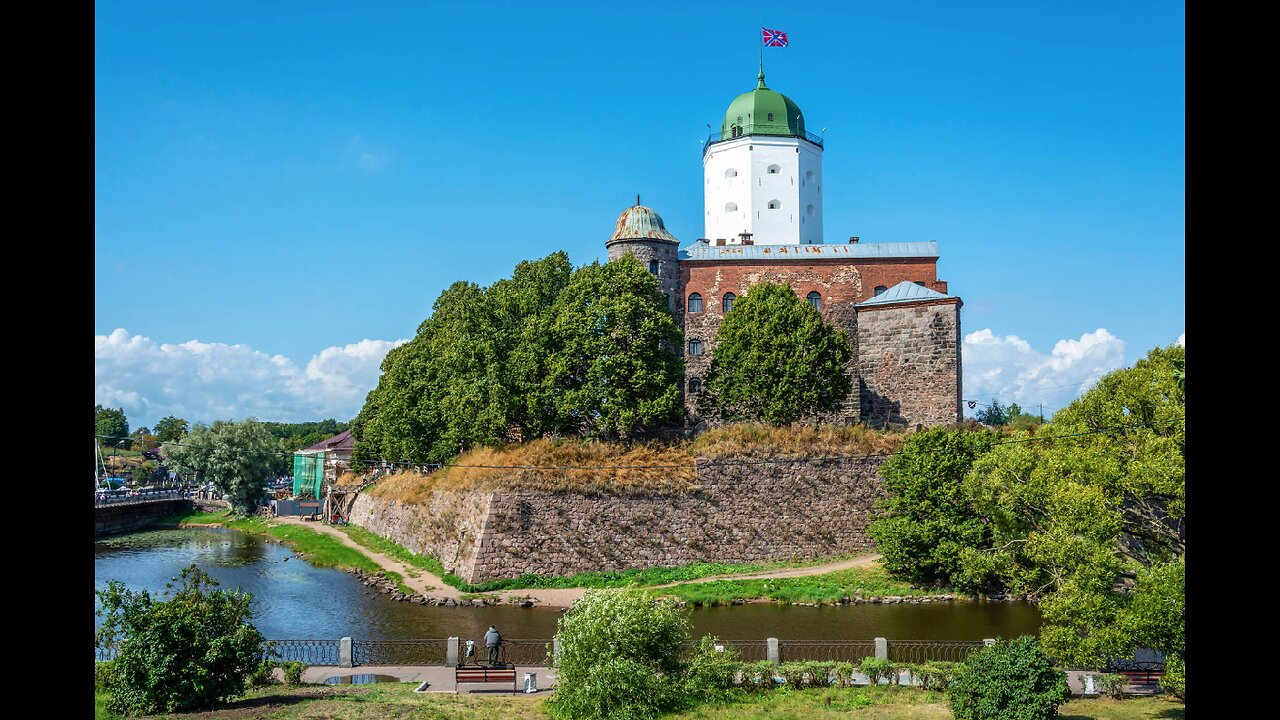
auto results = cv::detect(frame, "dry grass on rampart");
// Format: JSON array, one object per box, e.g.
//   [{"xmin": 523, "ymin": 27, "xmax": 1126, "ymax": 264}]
[
  {"xmin": 690, "ymin": 422, "xmax": 906, "ymax": 459},
  {"xmin": 365, "ymin": 423, "xmax": 907, "ymax": 504}
]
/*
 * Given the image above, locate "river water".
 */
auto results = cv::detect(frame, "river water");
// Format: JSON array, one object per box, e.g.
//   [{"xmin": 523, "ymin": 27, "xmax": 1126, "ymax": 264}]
[{"xmin": 94, "ymin": 527, "xmax": 1041, "ymax": 643}]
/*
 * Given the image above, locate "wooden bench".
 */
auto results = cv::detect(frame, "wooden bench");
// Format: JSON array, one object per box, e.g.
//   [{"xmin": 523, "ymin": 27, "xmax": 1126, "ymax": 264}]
[
  {"xmin": 1118, "ymin": 669, "xmax": 1165, "ymax": 692},
  {"xmin": 454, "ymin": 663, "xmax": 518, "ymax": 693}
]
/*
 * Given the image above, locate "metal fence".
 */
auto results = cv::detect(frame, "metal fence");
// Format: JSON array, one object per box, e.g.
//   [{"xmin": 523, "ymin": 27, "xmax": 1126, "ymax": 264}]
[
  {"xmin": 678, "ymin": 640, "xmax": 771, "ymax": 662},
  {"xmin": 474, "ymin": 639, "xmax": 552, "ymax": 666},
  {"xmin": 782, "ymin": 640, "xmax": 878, "ymax": 662},
  {"xmin": 887, "ymin": 640, "xmax": 986, "ymax": 663},
  {"xmin": 94, "ymin": 489, "xmax": 191, "ymax": 507},
  {"xmin": 96, "ymin": 645, "xmax": 118, "ymax": 662},
  {"xmin": 267, "ymin": 639, "xmax": 342, "ymax": 665},
  {"xmin": 353, "ymin": 639, "xmax": 446, "ymax": 666}
]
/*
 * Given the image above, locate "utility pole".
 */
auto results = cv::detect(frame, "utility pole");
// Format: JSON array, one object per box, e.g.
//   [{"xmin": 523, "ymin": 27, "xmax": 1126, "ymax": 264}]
[{"xmin": 1038, "ymin": 403, "xmax": 1044, "ymax": 423}]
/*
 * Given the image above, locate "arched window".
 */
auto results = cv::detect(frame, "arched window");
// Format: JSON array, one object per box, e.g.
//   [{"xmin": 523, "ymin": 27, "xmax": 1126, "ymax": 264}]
[
  {"xmin": 648, "ymin": 260, "xmax": 659, "ymax": 275},
  {"xmin": 722, "ymin": 292, "xmax": 735, "ymax": 312},
  {"xmin": 725, "ymin": 168, "xmax": 738, "ymax": 178},
  {"xmin": 664, "ymin": 292, "xmax": 670, "ymax": 309},
  {"xmin": 767, "ymin": 200, "xmax": 781, "ymax": 209},
  {"xmin": 874, "ymin": 285, "xmax": 887, "ymax": 296},
  {"xmin": 767, "ymin": 112, "xmax": 774, "ymax": 121},
  {"xmin": 806, "ymin": 204, "xmax": 815, "ymax": 217},
  {"xmin": 806, "ymin": 291, "xmax": 822, "ymax": 311},
  {"xmin": 688, "ymin": 377, "xmax": 702, "ymax": 394},
  {"xmin": 687, "ymin": 293, "xmax": 703, "ymax": 313},
  {"xmin": 688, "ymin": 339, "xmax": 704, "ymax": 356},
  {"xmin": 806, "ymin": 170, "xmax": 815, "ymax": 184},
  {"xmin": 737, "ymin": 116, "xmax": 743, "ymax": 124},
  {"xmin": 724, "ymin": 202, "xmax": 738, "ymax": 212},
  {"xmin": 731, "ymin": 126, "xmax": 741, "ymax": 138},
  {"xmin": 766, "ymin": 164, "xmax": 781, "ymax": 174}
]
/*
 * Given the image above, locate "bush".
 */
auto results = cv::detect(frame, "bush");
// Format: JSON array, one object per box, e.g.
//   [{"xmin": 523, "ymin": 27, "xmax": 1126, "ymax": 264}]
[
  {"xmin": 831, "ymin": 661, "xmax": 855, "ymax": 687},
  {"xmin": 548, "ymin": 588, "xmax": 690, "ymax": 720},
  {"xmin": 1161, "ymin": 655, "xmax": 1185, "ymax": 699},
  {"xmin": 861, "ymin": 656, "xmax": 896, "ymax": 685},
  {"xmin": 246, "ymin": 660, "xmax": 278, "ymax": 688},
  {"xmin": 682, "ymin": 636, "xmax": 742, "ymax": 703},
  {"xmin": 917, "ymin": 660, "xmax": 963, "ymax": 691},
  {"xmin": 281, "ymin": 660, "xmax": 307, "ymax": 686},
  {"xmin": 95, "ymin": 661, "xmax": 115, "ymax": 693},
  {"xmin": 948, "ymin": 637, "xmax": 1070, "ymax": 720},
  {"xmin": 95, "ymin": 564, "xmax": 266, "ymax": 716},
  {"xmin": 741, "ymin": 660, "xmax": 779, "ymax": 691},
  {"xmin": 1095, "ymin": 673, "xmax": 1128, "ymax": 699}
]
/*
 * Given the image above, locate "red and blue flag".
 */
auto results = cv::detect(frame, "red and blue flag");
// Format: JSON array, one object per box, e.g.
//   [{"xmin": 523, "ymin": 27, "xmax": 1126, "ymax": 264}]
[{"xmin": 762, "ymin": 28, "xmax": 789, "ymax": 47}]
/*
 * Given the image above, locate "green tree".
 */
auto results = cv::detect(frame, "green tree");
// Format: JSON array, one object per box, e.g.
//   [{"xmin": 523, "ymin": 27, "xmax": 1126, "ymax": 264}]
[
  {"xmin": 545, "ymin": 255, "xmax": 684, "ymax": 438},
  {"xmin": 95, "ymin": 405, "xmax": 129, "ymax": 444},
  {"xmin": 154, "ymin": 416, "xmax": 189, "ymax": 443},
  {"xmin": 976, "ymin": 399, "xmax": 1009, "ymax": 426},
  {"xmin": 867, "ymin": 427, "xmax": 998, "ymax": 592},
  {"xmin": 163, "ymin": 419, "xmax": 277, "ymax": 516},
  {"xmin": 958, "ymin": 344, "xmax": 1185, "ymax": 669},
  {"xmin": 96, "ymin": 565, "xmax": 266, "ymax": 716},
  {"xmin": 696, "ymin": 282, "xmax": 852, "ymax": 425},
  {"xmin": 948, "ymin": 636, "xmax": 1071, "ymax": 720},
  {"xmin": 549, "ymin": 587, "xmax": 691, "ymax": 720}
]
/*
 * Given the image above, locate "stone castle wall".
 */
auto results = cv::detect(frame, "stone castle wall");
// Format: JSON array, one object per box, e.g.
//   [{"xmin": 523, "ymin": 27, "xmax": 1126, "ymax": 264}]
[
  {"xmin": 352, "ymin": 456, "xmax": 887, "ymax": 585},
  {"xmin": 856, "ymin": 299, "xmax": 962, "ymax": 428}
]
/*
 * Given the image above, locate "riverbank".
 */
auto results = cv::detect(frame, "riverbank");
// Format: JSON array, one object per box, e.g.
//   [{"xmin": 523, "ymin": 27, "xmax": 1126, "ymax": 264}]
[
  {"xmin": 94, "ymin": 683, "xmax": 1185, "ymax": 720},
  {"xmin": 163, "ymin": 509, "xmax": 963, "ymax": 609}
]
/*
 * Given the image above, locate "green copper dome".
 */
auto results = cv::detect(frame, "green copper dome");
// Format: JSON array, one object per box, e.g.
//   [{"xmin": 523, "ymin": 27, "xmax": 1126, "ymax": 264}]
[{"xmin": 719, "ymin": 72, "xmax": 805, "ymax": 140}]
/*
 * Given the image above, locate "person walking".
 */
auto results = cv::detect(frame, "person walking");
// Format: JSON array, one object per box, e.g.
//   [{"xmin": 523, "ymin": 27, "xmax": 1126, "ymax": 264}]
[{"xmin": 484, "ymin": 625, "xmax": 503, "ymax": 666}]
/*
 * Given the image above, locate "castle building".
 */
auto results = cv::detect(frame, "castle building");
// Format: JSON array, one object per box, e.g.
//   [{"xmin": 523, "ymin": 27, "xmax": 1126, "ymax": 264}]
[{"xmin": 606, "ymin": 71, "xmax": 962, "ymax": 428}]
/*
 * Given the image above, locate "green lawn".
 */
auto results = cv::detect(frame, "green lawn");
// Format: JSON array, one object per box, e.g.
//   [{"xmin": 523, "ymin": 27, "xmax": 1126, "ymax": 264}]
[
  {"xmin": 97, "ymin": 684, "xmax": 1185, "ymax": 720},
  {"xmin": 664, "ymin": 565, "xmax": 947, "ymax": 606}
]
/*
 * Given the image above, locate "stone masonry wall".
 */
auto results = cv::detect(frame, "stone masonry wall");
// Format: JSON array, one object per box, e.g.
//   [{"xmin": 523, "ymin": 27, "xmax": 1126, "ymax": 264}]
[
  {"xmin": 351, "ymin": 489, "xmax": 494, "ymax": 582},
  {"xmin": 856, "ymin": 299, "xmax": 962, "ymax": 428},
  {"xmin": 352, "ymin": 456, "xmax": 887, "ymax": 585}
]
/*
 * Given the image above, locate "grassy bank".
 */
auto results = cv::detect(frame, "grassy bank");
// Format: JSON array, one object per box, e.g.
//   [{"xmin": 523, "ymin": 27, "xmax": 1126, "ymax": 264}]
[
  {"xmin": 662, "ymin": 565, "xmax": 946, "ymax": 606},
  {"xmin": 95, "ymin": 684, "xmax": 1185, "ymax": 720}
]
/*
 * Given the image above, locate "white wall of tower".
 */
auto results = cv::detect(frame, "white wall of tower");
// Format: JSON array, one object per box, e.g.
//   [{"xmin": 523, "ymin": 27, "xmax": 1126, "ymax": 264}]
[{"xmin": 703, "ymin": 136, "xmax": 823, "ymax": 245}]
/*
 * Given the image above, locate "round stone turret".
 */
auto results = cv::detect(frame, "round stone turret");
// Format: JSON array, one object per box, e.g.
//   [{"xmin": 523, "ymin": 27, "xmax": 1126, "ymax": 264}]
[{"xmin": 605, "ymin": 202, "xmax": 681, "ymax": 311}]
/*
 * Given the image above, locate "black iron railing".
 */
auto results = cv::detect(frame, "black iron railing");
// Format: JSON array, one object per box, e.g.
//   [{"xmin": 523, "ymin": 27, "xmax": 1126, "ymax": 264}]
[
  {"xmin": 782, "ymin": 640, "xmax": 878, "ymax": 662},
  {"xmin": 353, "ymin": 639, "xmax": 446, "ymax": 666},
  {"xmin": 887, "ymin": 640, "xmax": 986, "ymax": 664},
  {"xmin": 703, "ymin": 126, "xmax": 823, "ymax": 156},
  {"xmin": 266, "ymin": 639, "xmax": 342, "ymax": 665}
]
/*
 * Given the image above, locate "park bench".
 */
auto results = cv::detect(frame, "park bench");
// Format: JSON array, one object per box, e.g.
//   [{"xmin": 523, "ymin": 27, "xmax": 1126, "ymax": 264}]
[
  {"xmin": 1118, "ymin": 668, "xmax": 1164, "ymax": 693},
  {"xmin": 454, "ymin": 663, "xmax": 518, "ymax": 693}
]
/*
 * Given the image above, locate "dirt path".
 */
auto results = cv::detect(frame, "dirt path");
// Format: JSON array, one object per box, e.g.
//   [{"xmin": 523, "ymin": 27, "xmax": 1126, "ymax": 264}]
[{"xmin": 262, "ymin": 517, "xmax": 880, "ymax": 608}]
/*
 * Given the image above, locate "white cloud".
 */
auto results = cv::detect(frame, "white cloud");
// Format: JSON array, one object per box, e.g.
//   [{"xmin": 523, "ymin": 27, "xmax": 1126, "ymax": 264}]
[
  {"xmin": 95, "ymin": 329, "xmax": 407, "ymax": 429},
  {"xmin": 962, "ymin": 328, "xmax": 1127, "ymax": 417},
  {"xmin": 345, "ymin": 134, "xmax": 390, "ymax": 171},
  {"xmin": 1176, "ymin": 333, "xmax": 1184, "ymax": 347}
]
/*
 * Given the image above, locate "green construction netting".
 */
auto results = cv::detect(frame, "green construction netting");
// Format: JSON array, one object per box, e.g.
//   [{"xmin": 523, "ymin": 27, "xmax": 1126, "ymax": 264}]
[{"xmin": 292, "ymin": 451, "xmax": 325, "ymax": 498}]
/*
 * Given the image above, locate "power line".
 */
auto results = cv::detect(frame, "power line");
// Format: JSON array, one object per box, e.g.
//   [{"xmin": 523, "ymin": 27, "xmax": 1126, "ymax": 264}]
[{"xmin": 95, "ymin": 420, "xmax": 1182, "ymax": 473}]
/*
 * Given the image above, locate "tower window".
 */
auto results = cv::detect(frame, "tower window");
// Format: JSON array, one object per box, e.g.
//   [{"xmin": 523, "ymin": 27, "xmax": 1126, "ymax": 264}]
[
  {"xmin": 915, "ymin": 281, "xmax": 926, "ymax": 287},
  {"xmin": 807, "ymin": 204, "xmax": 815, "ymax": 217},
  {"xmin": 687, "ymin": 293, "xmax": 703, "ymax": 313},
  {"xmin": 806, "ymin": 291, "xmax": 822, "ymax": 311},
  {"xmin": 737, "ymin": 116, "xmax": 743, "ymax": 124},
  {"xmin": 806, "ymin": 170, "xmax": 815, "ymax": 184},
  {"xmin": 722, "ymin": 292, "xmax": 735, "ymax": 312},
  {"xmin": 725, "ymin": 168, "xmax": 738, "ymax": 178},
  {"xmin": 766, "ymin": 164, "xmax": 781, "ymax": 174},
  {"xmin": 767, "ymin": 112, "xmax": 774, "ymax": 121},
  {"xmin": 688, "ymin": 338, "xmax": 704, "ymax": 356},
  {"xmin": 725, "ymin": 202, "xmax": 738, "ymax": 212},
  {"xmin": 649, "ymin": 260, "xmax": 659, "ymax": 275},
  {"xmin": 767, "ymin": 200, "xmax": 781, "ymax": 209},
  {"xmin": 688, "ymin": 377, "xmax": 702, "ymax": 394},
  {"xmin": 874, "ymin": 285, "xmax": 888, "ymax": 296}
]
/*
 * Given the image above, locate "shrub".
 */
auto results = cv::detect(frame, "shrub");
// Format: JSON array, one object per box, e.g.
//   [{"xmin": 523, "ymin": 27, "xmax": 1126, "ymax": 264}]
[
  {"xmin": 831, "ymin": 661, "xmax": 855, "ymax": 687},
  {"xmin": 948, "ymin": 636, "xmax": 1070, "ymax": 720},
  {"xmin": 246, "ymin": 660, "xmax": 278, "ymax": 688},
  {"xmin": 682, "ymin": 636, "xmax": 742, "ymax": 703},
  {"xmin": 95, "ymin": 661, "xmax": 115, "ymax": 693},
  {"xmin": 548, "ymin": 588, "xmax": 689, "ymax": 720},
  {"xmin": 95, "ymin": 564, "xmax": 266, "ymax": 716},
  {"xmin": 1095, "ymin": 673, "xmax": 1128, "ymax": 699},
  {"xmin": 918, "ymin": 660, "xmax": 964, "ymax": 691},
  {"xmin": 281, "ymin": 660, "xmax": 307, "ymax": 686},
  {"xmin": 1161, "ymin": 655, "xmax": 1185, "ymax": 699},
  {"xmin": 861, "ymin": 656, "xmax": 896, "ymax": 685},
  {"xmin": 742, "ymin": 660, "xmax": 779, "ymax": 691}
]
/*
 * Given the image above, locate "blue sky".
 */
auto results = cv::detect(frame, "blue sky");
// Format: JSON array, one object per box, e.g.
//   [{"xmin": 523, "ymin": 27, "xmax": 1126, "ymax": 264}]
[{"xmin": 95, "ymin": 1, "xmax": 1184, "ymax": 429}]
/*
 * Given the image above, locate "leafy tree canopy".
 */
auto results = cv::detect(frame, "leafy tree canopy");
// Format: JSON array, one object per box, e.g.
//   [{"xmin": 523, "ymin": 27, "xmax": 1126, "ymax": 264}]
[
  {"xmin": 163, "ymin": 419, "xmax": 278, "ymax": 516},
  {"xmin": 95, "ymin": 405, "xmax": 129, "ymax": 444},
  {"xmin": 153, "ymin": 416, "xmax": 190, "ymax": 443},
  {"xmin": 696, "ymin": 282, "xmax": 852, "ymax": 425}
]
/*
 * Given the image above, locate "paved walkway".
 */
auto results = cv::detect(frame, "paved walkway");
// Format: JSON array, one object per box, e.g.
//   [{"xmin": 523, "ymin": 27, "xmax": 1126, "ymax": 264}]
[
  {"xmin": 266, "ymin": 516, "xmax": 881, "ymax": 608},
  {"xmin": 301, "ymin": 665, "xmax": 557, "ymax": 694}
]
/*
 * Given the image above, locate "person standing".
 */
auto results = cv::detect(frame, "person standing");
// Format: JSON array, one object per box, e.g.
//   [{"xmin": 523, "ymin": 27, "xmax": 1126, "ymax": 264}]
[{"xmin": 484, "ymin": 625, "xmax": 502, "ymax": 666}]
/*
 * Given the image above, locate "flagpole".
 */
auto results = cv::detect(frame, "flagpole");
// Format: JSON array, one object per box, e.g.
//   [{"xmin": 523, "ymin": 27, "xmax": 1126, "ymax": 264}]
[{"xmin": 759, "ymin": 27, "xmax": 763, "ymax": 80}]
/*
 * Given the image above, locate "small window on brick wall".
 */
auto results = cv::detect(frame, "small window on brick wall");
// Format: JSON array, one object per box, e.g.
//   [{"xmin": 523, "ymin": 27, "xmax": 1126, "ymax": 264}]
[
  {"xmin": 687, "ymin": 293, "xmax": 703, "ymax": 313},
  {"xmin": 722, "ymin": 292, "xmax": 735, "ymax": 313},
  {"xmin": 874, "ymin": 286, "xmax": 888, "ymax": 296},
  {"xmin": 688, "ymin": 377, "xmax": 702, "ymax": 393},
  {"xmin": 688, "ymin": 339, "xmax": 704, "ymax": 356},
  {"xmin": 649, "ymin": 260, "xmax": 659, "ymax": 275},
  {"xmin": 806, "ymin": 291, "xmax": 822, "ymax": 311}
]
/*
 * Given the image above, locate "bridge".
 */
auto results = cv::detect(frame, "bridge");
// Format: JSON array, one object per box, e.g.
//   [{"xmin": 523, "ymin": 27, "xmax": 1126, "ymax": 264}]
[{"xmin": 95, "ymin": 492, "xmax": 193, "ymax": 537}]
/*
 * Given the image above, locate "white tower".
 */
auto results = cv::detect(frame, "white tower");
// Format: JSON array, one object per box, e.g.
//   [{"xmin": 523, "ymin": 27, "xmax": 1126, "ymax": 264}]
[{"xmin": 703, "ymin": 72, "xmax": 823, "ymax": 245}]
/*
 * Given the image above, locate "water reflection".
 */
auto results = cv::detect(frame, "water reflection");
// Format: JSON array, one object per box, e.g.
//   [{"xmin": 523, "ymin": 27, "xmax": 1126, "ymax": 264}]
[{"xmin": 96, "ymin": 528, "xmax": 1041, "ymax": 642}]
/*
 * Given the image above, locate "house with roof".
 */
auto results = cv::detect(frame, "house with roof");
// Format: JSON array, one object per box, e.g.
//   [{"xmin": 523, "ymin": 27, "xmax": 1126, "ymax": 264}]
[{"xmin": 291, "ymin": 429, "xmax": 355, "ymax": 499}]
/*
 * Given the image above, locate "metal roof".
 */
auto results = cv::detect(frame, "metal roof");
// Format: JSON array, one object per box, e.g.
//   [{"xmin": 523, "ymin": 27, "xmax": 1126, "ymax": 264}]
[
  {"xmin": 856, "ymin": 280, "xmax": 952, "ymax": 307},
  {"xmin": 679, "ymin": 240, "xmax": 939, "ymax": 261},
  {"xmin": 607, "ymin": 205, "xmax": 680, "ymax": 245},
  {"xmin": 302, "ymin": 429, "xmax": 355, "ymax": 453}
]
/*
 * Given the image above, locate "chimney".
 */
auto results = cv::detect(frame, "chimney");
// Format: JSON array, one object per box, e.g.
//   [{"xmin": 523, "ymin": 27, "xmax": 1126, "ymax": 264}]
[
  {"xmin": 715, "ymin": 238, "xmax": 727, "ymax": 247},
  {"xmin": 848, "ymin": 236, "xmax": 860, "ymax": 244}
]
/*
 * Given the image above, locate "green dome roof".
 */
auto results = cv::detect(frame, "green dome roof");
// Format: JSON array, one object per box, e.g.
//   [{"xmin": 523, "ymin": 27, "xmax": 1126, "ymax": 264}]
[{"xmin": 720, "ymin": 72, "xmax": 805, "ymax": 140}]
